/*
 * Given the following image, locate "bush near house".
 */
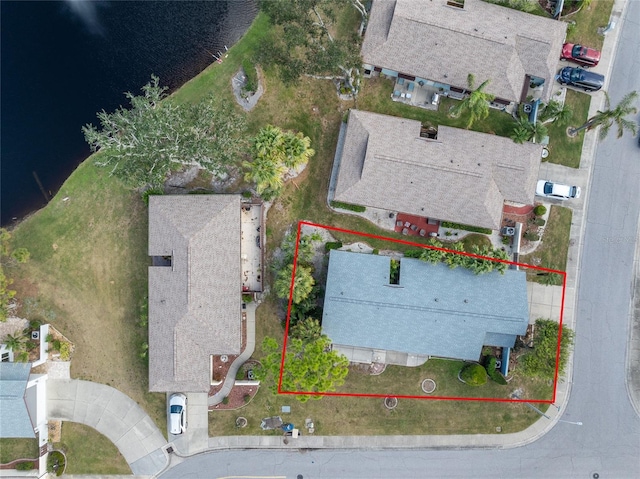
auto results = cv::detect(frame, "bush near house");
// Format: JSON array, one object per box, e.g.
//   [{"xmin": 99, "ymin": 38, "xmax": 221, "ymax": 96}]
[
  {"xmin": 534, "ymin": 205, "xmax": 547, "ymax": 216},
  {"xmin": 329, "ymin": 201, "xmax": 366, "ymax": 212},
  {"xmin": 485, "ymin": 357, "xmax": 508, "ymax": 385},
  {"xmin": 460, "ymin": 363, "xmax": 487, "ymax": 386},
  {"xmin": 441, "ymin": 222, "xmax": 492, "ymax": 235}
]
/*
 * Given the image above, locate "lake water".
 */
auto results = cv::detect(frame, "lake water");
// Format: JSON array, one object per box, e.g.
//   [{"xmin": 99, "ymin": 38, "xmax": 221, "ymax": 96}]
[{"xmin": 0, "ymin": 0, "xmax": 257, "ymax": 225}]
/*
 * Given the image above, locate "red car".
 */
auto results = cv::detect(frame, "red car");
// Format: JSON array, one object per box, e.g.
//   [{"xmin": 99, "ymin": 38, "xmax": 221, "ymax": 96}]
[{"xmin": 561, "ymin": 43, "xmax": 601, "ymax": 67}]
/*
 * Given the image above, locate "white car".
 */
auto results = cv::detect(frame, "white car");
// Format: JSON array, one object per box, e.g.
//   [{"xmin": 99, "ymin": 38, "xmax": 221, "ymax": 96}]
[
  {"xmin": 536, "ymin": 180, "xmax": 581, "ymax": 200},
  {"xmin": 169, "ymin": 393, "xmax": 187, "ymax": 435}
]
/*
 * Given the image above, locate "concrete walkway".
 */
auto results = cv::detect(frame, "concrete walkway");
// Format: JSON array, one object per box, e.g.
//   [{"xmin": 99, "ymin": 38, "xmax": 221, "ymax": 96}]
[
  {"xmin": 209, "ymin": 302, "xmax": 257, "ymax": 406},
  {"xmin": 47, "ymin": 379, "xmax": 168, "ymax": 476}
]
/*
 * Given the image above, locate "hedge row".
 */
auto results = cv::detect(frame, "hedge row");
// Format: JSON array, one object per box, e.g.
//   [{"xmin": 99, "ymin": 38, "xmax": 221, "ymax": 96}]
[
  {"xmin": 441, "ymin": 221, "xmax": 492, "ymax": 235},
  {"xmin": 330, "ymin": 201, "xmax": 366, "ymax": 212}
]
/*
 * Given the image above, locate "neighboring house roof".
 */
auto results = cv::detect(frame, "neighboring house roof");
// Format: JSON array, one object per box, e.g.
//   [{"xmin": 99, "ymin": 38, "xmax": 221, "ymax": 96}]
[
  {"xmin": 362, "ymin": 0, "xmax": 567, "ymax": 103},
  {"xmin": 0, "ymin": 362, "xmax": 35, "ymax": 438},
  {"xmin": 334, "ymin": 110, "xmax": 542, "ymax": 229},
  {"xmin": 322, "ymin": 250, "xmax": 529, "ymax": 361},
  {"xmin": 148, "ymin": 195, "xmax": 241, "ymax": 393}
]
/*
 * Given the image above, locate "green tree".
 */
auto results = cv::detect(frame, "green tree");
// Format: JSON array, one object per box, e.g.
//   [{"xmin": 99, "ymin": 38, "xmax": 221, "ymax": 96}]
[
  {"xmin": 540, "ymin": 100, "xmax": 573, "ymax": 125},
  {"xmin": 416, "ymin": 238, "xmax": 444, "ymax": 264},
  {"xmin": 257, "ymin": 335, "xmax": 349, "ymax": 402},
  {"xmin": 450, "ymin": 74, "xmax": 495, "ymax": 128},
  {"xmin": 443, "ymin": 241, "xmax": 466, "ymax": 269},
  {"xmin": 244, "ymin": 125, "xmax": 315, "ymax": 200},
  {"xmin": 274, "ymin": 264, "xmax": 315, "ymax": 304},
  {"xmin": 568, "ymin": 90, "xmax": 638, "ymax": 139},
  {"xmin": 521, "ymin": 318, "xmax": 574, "ymax": 380},
  {"xmin": 289, "ymin": 317, "xmax": 322, "ymax": 343},
  {"xmin": 4, "ymin": 331, "xmax": 26, "ymax": 351},
  {"xmin": 258, "ymin": 0, "xmax": 365, "ymax": 90},
  {"xmin": 511, "ymin": 117, "xmax": 549, "ymax": 144},
  {"xmin": 83, "ymin": 75, "xmax": 246, "ymax": 188},
  {"xmin": 280, "ymin": 231, "xmax": 320, "ymax": 266}
]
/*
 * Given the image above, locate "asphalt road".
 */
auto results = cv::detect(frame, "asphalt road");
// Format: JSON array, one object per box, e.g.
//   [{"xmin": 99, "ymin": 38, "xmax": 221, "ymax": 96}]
[{"xmin": 160, "ymin": 2, "xmax": 640, "ymax": 477}]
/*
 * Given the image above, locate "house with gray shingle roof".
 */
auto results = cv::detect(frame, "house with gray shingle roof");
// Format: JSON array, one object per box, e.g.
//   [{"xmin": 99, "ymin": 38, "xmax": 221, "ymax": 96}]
[
  {"xmin": 148, "ymin": 195, "xmax": 244, "ymax": 393},
  {"xmin": 333, "ymin": 109, "xmax": 543, "ymax": 230},
  {"xmin": 321, "ymin": 250, "xmax": 529, "ymax": 366},
  {"xmin": 362, "ymin": 0, "xmax": 567, "ymax": 105}
]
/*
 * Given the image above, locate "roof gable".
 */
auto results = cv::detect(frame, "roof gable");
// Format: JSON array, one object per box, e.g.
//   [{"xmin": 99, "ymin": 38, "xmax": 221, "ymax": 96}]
[{"xmin": 0, "ymin": 362, "xmax": 35, "ymax": 438}]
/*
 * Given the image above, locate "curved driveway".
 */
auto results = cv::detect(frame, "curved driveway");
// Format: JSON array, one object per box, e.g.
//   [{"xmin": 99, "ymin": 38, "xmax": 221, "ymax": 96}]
[
  {"xmin": 47, "ymin": 379, "xmax": 168, "ymax": 475},
  {"xmin": 161, "ymin": 1, "xmax": 640, "ymax": 477}
]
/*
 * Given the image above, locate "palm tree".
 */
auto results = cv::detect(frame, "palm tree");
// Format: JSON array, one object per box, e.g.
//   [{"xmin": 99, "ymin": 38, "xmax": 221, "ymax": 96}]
[
  {"xmin": 4, "ymin": 332, "xmax": 26, "ymax": 351},
  {"xmin": 511, "ymin": 117, "xmax": 549, "ymax": 144},
  {"xmin": 274, "ymin": 264, "xmax": 315, "ymax": 304},
  {"xmin": 282, "ymin": 132, "xmax": 315, "ymax": 169},
  {"xmin": 568, "ymin": 90, "xmax": 638, "ymax": 139},
  {"xmin": 540, "ymin": 100, "xmax": 573, "ymax": 125},
  {"xmin": 243, "ymin": 157, "xmax": 287, "ymax": 197},
  {"xmin": 450, "ymin": 74, "xmax": 495, "ymax": 129}
]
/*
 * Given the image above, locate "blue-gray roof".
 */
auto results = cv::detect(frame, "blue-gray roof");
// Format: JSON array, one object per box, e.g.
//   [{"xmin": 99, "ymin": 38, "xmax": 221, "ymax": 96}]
[
  {"xmin": 0, "ymin": 362, "xmax": 35, "ymax": 438},
  {"xmin": 321, "ymin": 250, "xmax": 529, "ymax": 361}
]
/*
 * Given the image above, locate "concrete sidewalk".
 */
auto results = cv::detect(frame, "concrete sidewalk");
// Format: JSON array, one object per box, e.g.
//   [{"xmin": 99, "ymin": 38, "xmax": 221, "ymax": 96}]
[{"xmin": 47, "ymin": 379, "xmax": 168, "ymax": 476}]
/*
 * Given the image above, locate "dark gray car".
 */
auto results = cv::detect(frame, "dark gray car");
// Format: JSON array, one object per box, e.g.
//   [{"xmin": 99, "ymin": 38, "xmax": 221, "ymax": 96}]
[{"xmin": 557, "ymin": 67, "xmax": 604, "ymax": 92}]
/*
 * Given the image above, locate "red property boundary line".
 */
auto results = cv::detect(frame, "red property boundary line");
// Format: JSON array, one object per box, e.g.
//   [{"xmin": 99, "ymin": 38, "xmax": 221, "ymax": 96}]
[{"xmin": 277, "ymin": 220, "xmax": 567, "ymax": 404}]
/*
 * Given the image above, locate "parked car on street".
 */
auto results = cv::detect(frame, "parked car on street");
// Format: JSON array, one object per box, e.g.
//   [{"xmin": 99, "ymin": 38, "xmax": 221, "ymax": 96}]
[
  {"xmin": 557, "ymin": 67, "xmax": 604, "ymax": 92},
  {"xmin": 169, "ymin": 393, "xmax": 187, "ymax": 435},
  {"xmin": 561, "ymin": 43, "xmax": 601, "ymax": 67},
  {"xmin": 536, "ymin": 180, "xmax": 581, "ymax": 200}
]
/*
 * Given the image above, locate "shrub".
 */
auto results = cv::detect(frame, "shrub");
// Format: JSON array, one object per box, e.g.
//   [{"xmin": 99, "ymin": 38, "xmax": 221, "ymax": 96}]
[
  {"xmin": 372, "ymin": 249, "xmax": 379, "ymax": 255},
  {"xmin": 324, "ymin": 241, "xmax": 343, "ymax": 252},
  {"xmin": 51, "ymin": 339, "xmax": 62, "ymax": 351},
  {"xmin": 485, "ymin": 357, "xmax": 508, "ymax": 385},
  {"xmin": 502, "ymin": 236, "xmax": 511, "ymax": 245},
  {"xmin": 521, "ymin": 318, "xmax": 574, "ymax": 380},
  {"xmin": 524, "ymin": 232, "xmax": 540, "ymax": 241},
  {"xmin": 16, "ymin": 461, "xmax": 35, "ymax": 471},
  {"xmin": 243, "ymin": 394, "xmax": 251, "ymax": 403},
  {"xmin": 47, "ymin": 450, "xmax": 65, "ymax": 476},
  {"xmin": 222, "ymin": 396, "xmax": 229, "ymax": 405},
  {"xmin": 59, "ymin": 342, "xmax": 71, "ymax": 361},
  {"xmin": 242, "ymin": 293, "xmax": 253, "ymax": 303},
  {"xmin": 403, "ymin": 249, "xmax": 424, "ymax": 259},
  {"xmin": 460, "ymin": 363, "xmax": 487, "ymax": 386},
  {"xmin": 441, "ymin": 221, "xmax": 492, "ymax": 235},
  {"xmin": 242, "ymin": 59, "xmax": 258, "ymax": 93},
  {"xmin": 236, "ymin": 369, "xmax": 246, "ymax": 380},
  {"xmin": 242, "ymin": 190, "xmax": 253, "ymax": 198},
  {"xmin": 534, "ymin": 204, "xmax": 547, "ymax": 216},
  {"xmin": 534, "ymin": 218, "xmax": 546, "ymax": 226},
  {"xmin": 330, "ymin": 201, "xmax": 366, "ymax": 212}
]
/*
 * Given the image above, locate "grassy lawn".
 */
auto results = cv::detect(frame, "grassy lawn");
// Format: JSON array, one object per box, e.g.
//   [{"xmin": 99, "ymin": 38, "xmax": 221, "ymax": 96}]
[
  {"xmin": 9, "ymin": 161, "xmax": 166, "ymax": 431},
  {"xmin": 54, "ymin": 422, "xmax": 130, "ymax": 474},
  {"xmin": 545, "ymin": 89, "xmax": 591, "ymax": 168},
  {"xmin": 521, "ymin": 206, "xmax": 573, "ymax": 281},
  {"xmin": 0, "ymin": 438, "xmax": 39, "ymax": 463},
  {"xmin": 565, "ymin": 0, "xmax": 615, "ymax": 50}
]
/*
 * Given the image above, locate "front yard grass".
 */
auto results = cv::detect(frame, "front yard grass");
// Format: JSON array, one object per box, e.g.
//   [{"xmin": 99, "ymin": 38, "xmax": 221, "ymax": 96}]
[
  {"xmin": 0, "ymin": 438, "xmax": 39, "ymax": 464},
  {"xmin": 521, "ymin": 205, "xmax": 573, "ymax": 281},
  {"xmin": 545, "ymin": 89, "xmax": 591, "ymax": 168},
  {"xmin": 55, "ymin": 422, "xmax": 130, "ymax": 474},
  {"xmin": 210, "ymin": 293, "xmax": 551, "ymax": 437},
  {"xmin": 565, "ymin": 0, "xmax": 615, "ymax": 50}
]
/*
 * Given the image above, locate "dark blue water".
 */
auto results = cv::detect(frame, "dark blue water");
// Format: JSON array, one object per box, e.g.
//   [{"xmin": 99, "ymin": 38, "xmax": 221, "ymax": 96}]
[{"xmin": 1, "ymin": 0, "xmax": 257, "ymax": 225}]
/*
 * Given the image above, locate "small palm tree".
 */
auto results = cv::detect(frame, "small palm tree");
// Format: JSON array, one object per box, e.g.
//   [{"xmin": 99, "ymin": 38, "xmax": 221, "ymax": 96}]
[
  {"xmin": 511, "ymin": 117, "xmax": 549, "ymax": 144},
  {"xmin": 243, "ymin": 157, "xmax": 287, "ymax": 197},
  {"xmin": 540, "ymin": 100, "xmax": 573, "ymax": 125},
  {"xmin": 450, "ymin": 74, "xmax": 495, "ymax": 129},
  {"xmin": 4, "ymin": 332, "xmax": 25, "ymax": 351},
  {"xmin": 282, "ymin": 132, "xmax": 315, "ymax": 169},
  {"xmin": 568, "ymin": 90, "xmax": 638, "ymax": 139}
]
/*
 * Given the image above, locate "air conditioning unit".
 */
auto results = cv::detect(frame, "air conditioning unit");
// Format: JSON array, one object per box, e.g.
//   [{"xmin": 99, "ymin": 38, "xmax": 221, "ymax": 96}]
[{"xmin": 31, "ymin": 331, "xmax": 40, "ymax": 340}]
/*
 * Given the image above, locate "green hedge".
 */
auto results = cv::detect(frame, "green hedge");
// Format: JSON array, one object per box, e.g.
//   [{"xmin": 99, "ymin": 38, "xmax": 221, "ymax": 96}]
[
  {"xmin": 330, "ymin": 201, "xmax": 366, "ymax": 212},
  {"xmin": 325, "ymin": 241, "xmax": 343, "ymax": 252},
  {"xmin": 441, "ymin": 221, "xmax": 492, "ymax": 235},
  {"xmin": 485, "ymin": 357, "xmax": 508, "ymax": 385},
  {"xmin": 460, "ymin": 363, "xmax": 487, "ymax": 386}
]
